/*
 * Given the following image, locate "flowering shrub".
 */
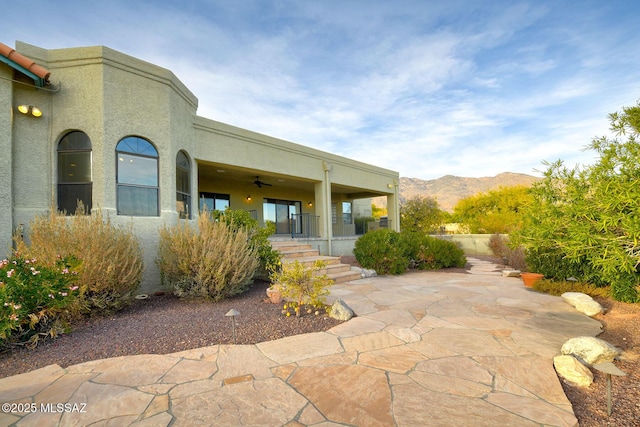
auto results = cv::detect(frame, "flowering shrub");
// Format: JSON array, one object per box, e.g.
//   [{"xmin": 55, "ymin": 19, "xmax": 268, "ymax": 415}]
[
  {"xmin": 271, "ymin": 260, "xmax": 333, "ymax": 317},
  {"xmin": 0, "ymin": 256, "xmax": 81, "ymax": 349}
]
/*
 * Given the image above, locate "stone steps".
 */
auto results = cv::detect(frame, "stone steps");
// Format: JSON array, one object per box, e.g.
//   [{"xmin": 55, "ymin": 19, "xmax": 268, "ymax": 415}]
[{"xmin": 270, "ymin": 240, "xmax": 361, "ymax": 283}]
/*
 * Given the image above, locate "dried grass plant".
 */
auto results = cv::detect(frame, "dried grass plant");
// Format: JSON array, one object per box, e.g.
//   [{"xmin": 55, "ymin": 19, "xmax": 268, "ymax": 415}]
[
  {"xmin": 157, "ymin": 211, "xmax": 259, "ymax": 300},
  {"xmin": 14, "ymin": 205, "xmax": 144, "ymax": 312}
]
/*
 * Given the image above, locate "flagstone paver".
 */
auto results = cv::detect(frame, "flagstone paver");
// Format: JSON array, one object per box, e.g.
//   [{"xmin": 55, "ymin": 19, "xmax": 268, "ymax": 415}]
[{"xmin": 0, "ymin": 257, "xmax": 600, "ymax": 426}]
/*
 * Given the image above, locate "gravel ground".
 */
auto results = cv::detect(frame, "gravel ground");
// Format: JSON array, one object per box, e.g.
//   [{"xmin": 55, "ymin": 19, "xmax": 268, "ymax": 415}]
[
  {"xmin": 560, "ymin": 297, "xmax": 640, "ymax": 427},
  {"xmin": 0, "ymin": 280, "xmax": 343, "ymax": 379}
]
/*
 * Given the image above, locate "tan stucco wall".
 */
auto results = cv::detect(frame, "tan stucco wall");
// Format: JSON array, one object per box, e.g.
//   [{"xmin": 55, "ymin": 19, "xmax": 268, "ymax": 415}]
[
  {"xmin": 4, "ymin": 41, "xmax": 399, "ymax": 292},
  {"xmin": 0, "ymin": 66, "xmax": 13, "ymax": 255}
]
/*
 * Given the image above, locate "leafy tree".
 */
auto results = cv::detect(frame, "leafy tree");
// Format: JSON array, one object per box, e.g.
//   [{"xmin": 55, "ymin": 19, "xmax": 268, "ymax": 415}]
[
  {"xmin": 452, "ymin": 186, "xmax": 532, "ymax": 234},
  {"xmin": 400, "ymin": 196, "xmax": 445, "ymax": 234},
  {"xmin": 371, "ymin": 203, "xmax": 387, "ymax": 219},
  {"xmin": 513, "ymin": 101, "xmax": 640, "ymax": 302}
]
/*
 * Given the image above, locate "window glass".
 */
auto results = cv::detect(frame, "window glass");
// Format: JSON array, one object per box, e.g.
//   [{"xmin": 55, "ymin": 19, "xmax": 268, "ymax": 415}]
[
  {"xmin": 117, "ymin": 154, "xmax": 158, "ymax": 186},
  {"xmin": 117, "ymin": 186, "xmax": 159, "ymax": 217},
  {"xmin": 58, "ymin": 152, "xmax": 92, "ymax": 183},
  {"xmin": 342, "ymin": 201, "xmax": 352, "ymax": 224},
  {"xmin": 58, "ymin": 131, "xmax": 92, "ymax": 214},
  {"xmin": 199, "ymin": 192, "xmax": 230, "ymax": 212},
  {"xmin": 116, "ymin": 136, "xmax": 159, "ymax": 216},
  {"xmin": 176, "ymin": 151, "xmax": 191, "ymax": 219}
]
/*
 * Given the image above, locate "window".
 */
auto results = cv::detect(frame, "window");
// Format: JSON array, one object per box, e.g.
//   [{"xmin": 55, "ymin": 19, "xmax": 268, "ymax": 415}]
[
  {"xmin": 58, "ymin": 131, "xmax": 92, "ymax": 215},
  {"xmin": 342, "ymin": 201, "xmax": 352, "ymax": 224},
  {"xmin": 116, "ymin": 136, "xmax": 159, "ymax": 216},
  {"xmin": 176, "ymin": 151, "xmax": 191, "ymax": 219},
  {"xmin": 199, "ymin": 192, "xmax": 230, "ymax": 212}
]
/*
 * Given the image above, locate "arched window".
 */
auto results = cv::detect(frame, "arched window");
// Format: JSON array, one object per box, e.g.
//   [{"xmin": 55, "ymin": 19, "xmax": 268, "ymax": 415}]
[
  {"xmin": 176, "ymin": 151, "xmax": 191, "ymax": 219},
  {"xmin": 58, "ymin": 131, "xmax": 92, "ymax": 215},
  {"xmin": 116, "ymin": 136, "xmax": 159, "ymax": 216}
]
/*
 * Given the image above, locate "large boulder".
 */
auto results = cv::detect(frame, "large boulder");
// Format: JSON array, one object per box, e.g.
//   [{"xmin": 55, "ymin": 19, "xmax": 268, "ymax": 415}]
[
  {"xmin": 330, "ymin": 299, "xmax": 354, "ymax": 321},
  {"xmin": 561, "ymin": 292, "xmax": 603, "ymax": 317},
  {"xmin": 561, "ymin": 336, "xmax": 620, "ymax": 365},
  {"xmin": 553, "ymin": 354, "xmax": 593, "ymax": 387}
]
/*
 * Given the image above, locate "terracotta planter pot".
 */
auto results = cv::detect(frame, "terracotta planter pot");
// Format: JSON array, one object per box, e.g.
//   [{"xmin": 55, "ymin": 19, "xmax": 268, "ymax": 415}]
[
  {"xmin": 521, "ymin": 272, "xmax": 544, "ymax": 288},
  {"xmin": 266, "ymin": 286, "xmax": 282, "ymax": 304}
]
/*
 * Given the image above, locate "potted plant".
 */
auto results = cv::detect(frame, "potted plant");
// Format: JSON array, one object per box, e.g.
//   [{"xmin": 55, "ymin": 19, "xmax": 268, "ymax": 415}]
[
  {"xmin": 266, "ymin": 284, "xmax": 282, "ymax": 304},
  {"xmin": 520, "ymin": 272, "xmax": 544, "ymax": 288}
]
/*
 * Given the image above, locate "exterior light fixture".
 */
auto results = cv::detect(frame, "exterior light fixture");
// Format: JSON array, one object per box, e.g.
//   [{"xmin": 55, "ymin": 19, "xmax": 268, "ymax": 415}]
[
  {"xmin": 308, "ymin": 201, "xmax": 313, "ymax": 207},
  {"xmin": 225, "ymin": 309, "xmax": 240, "ymax": 343},
  {"xmin": 246, "ymin": 195, "xmax": 252, "ymax": 201},
  {"xmin": 17, "ymin": 105, "xmax": 42, "ymax": 117}
]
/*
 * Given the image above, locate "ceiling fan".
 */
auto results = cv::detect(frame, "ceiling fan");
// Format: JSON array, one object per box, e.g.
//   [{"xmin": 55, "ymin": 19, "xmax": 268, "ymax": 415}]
[{"xmin": 252, "ymin": 176, "xmax": 272, "ymax": 188}]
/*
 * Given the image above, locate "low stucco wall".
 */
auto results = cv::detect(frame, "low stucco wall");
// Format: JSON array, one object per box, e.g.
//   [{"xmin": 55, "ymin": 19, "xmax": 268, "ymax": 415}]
[{"xmin": 436, "ymin": 234, "xmax": 498, "ymax": 256}]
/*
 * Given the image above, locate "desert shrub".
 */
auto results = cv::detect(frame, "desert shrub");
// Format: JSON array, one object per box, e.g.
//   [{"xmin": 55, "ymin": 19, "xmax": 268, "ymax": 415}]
[
  {"xmin": 402, "ymin": 232, "xmax": 466, "ymax": 270},
  {"xmin": 532, "ymin": 278, "xmax": 610, "ymax": 299},
  {"xmin": 0, "ymin": 255, "xmax": 81, "ymax": 349},
  {"xmin": 15, "ymin": 207, "xmax": 143, "ymax": 312},
  {"xmin": 271, "ymin": 260, "xmax": 333, "ymax": 317},
  {"xmin": 212, "ymin": 209, "xmax": 281, "ymax": 279},
  {"xmin": 354, "ymin": 228, "xmax": 408, "ymax": 275},
  {"xmin": 488, "ymin": 234, "xmax": 527, "ymax": 271},
  {"xmin": 157, "ymin": 211, "xmax": 259, "ymax": 300},
  {"xmin": 354, "ymin": 229, "xmax": 466, "ymax": 274},
  {"xmin": 488, "ymin": 234, "xmax": 508, "ymax": 257}
]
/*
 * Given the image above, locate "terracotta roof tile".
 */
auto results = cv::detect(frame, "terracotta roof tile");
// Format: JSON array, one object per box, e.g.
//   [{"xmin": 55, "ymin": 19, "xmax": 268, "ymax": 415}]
[{"xmin": 0, "ymin": 42, "xmax": 51, "ymax": 84}]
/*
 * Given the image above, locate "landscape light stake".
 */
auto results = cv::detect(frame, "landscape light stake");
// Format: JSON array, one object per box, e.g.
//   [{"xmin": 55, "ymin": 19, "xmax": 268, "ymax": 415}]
[
  {"xmin": 225, "ymin": 309, "xmax": 240, "ymax": 343},
  {"xmin": 592, "ymin": 362, "xmax": 627, "ymax": 416}
]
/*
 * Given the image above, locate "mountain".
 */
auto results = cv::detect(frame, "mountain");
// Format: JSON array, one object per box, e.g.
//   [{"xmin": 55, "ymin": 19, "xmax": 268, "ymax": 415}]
[{"xmin": 373, "ymin": 172, "xmax": 541, "ymax": 212}]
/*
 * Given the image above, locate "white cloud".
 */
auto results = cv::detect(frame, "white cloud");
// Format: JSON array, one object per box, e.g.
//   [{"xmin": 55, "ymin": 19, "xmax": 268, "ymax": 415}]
[{"xmin": 2, "ymin": 0, "xmax": 640, "ymax": 180}]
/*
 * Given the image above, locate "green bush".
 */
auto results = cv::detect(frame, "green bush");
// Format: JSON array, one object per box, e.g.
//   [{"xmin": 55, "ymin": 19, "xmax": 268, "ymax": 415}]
[
  {"xmin": 524, "ymin": 246, "xmax": 603, "ymax": 285},
  {"xmin": 512, "ymin": 101, "xmax": 640, "ymax": 302},
  {"xmin": 212, "ymin": 209, "xmax": 281, "ymax": 279},
  {"xmin": 0, "ymin": 256, "xmax": 81, "ymax": 349},
  {"xmin": 402, "ymin": 232, "xmax": 466, "ymax": 270},
  {"xmin": 15, "ymin": 208, "xmax": 144, "ymax": 312},
  {"xmin": 354, "ymin": 229, "xmax": 466, "ymax": 274},
  {"xmin": 157, "ymin": 211, "xmax": 259, "ymax": 300},
  {"xmin": 354, "ymin": 228, "xmax": 408, "ymax": 275}
]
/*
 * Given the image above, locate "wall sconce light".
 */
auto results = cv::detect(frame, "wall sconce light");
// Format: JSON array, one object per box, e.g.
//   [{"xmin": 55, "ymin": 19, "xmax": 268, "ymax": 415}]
[
  {"xmin": 246, "ymin": 195, "xmax": 252, "ymax": 201},
  {"xmin": 308, "ymin": 201, "xmax": 313, "ymax": 207},
  {"xmin": 387, "ymin": 183, "xmax": 393, "ymax": 189},
  {"xmin": 17, "ymin": 105, "xmax": 42, "ymax": 117}
]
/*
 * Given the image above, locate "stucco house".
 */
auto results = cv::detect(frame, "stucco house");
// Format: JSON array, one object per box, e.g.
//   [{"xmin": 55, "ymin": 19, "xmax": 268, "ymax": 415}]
[{"xmin": 1, "ymin": 41, "xmax": 400, "ymax": 291}]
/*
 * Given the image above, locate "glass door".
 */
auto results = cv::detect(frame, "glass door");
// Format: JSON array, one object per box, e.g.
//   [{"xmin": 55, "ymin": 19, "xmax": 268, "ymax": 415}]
[{"xmin": 263, "ymin": 199, "xmax": 301, "ymax": 234}]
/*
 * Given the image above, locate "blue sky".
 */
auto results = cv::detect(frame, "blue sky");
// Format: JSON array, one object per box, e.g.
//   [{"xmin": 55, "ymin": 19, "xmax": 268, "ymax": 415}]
[{"xmin": 3, "ymin": 1, "xmax": 639, "ymax": 180}]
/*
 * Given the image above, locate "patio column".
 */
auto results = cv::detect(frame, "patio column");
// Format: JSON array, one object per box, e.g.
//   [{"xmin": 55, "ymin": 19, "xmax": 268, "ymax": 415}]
[
  {"xmin": 315, "ymin": 161, "xmax": 333, "ymax": 255},
  {"xmin": 387, "ymin": 178, "xmax": 400, "ymax": 232}
]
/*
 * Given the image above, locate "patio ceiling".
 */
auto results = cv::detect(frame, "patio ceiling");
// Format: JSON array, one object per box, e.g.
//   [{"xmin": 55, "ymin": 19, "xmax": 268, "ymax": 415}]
[{"xmin": 197, "ymin": 160, "xmax": 388, "ymax": 199}]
